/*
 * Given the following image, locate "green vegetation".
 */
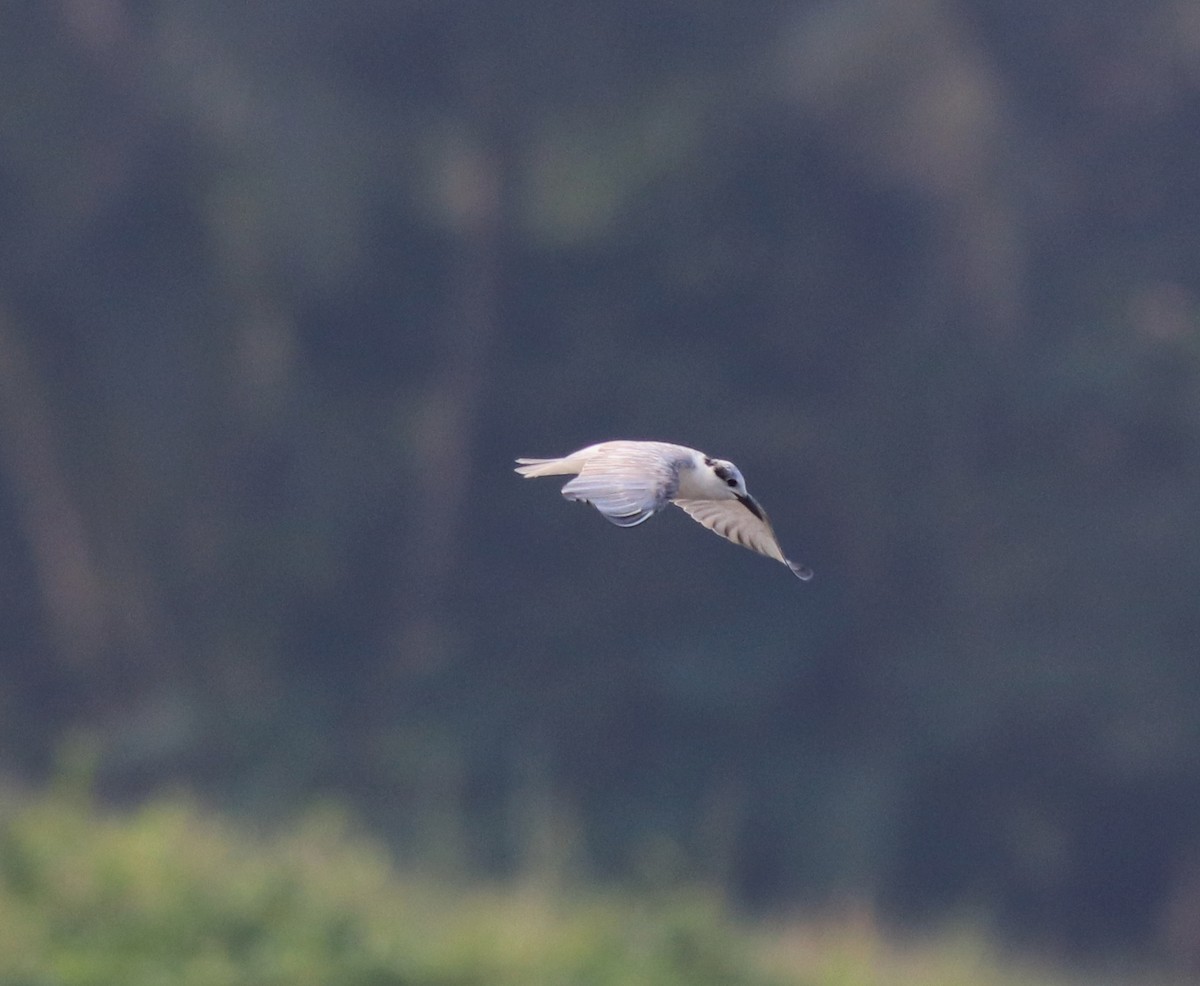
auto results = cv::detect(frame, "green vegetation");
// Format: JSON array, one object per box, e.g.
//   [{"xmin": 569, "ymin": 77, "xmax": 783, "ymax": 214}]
[
  {"xmin": 0, "ymin": 786, "xmax": 785, "ymax": 986},
  {"xmin": 0, "ymin": 788, "xmax": 1130, "ymax": 986},
  {"xmin": 2, "ymin": 0, "xmax": 1199, "ymax": 966}
]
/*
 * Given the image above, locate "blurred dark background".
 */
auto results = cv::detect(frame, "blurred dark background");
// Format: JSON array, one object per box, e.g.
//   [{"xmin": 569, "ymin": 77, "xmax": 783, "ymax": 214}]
[{"xmin": 2, "ymin": 0, "xmax": 1199, "ymax": 965}]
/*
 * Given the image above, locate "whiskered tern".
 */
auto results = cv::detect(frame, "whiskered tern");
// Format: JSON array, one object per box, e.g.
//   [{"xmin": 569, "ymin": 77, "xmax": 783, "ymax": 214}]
[{"xmin": 515, "ymin": 440, "xmax": 812, "ymax": 580}]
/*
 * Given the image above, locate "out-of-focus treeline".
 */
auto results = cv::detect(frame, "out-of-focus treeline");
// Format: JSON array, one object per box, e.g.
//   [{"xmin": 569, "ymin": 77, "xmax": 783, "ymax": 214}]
[{"xmin": 2, "ymin": 0, "xmax": 1199, "ymax": 966}]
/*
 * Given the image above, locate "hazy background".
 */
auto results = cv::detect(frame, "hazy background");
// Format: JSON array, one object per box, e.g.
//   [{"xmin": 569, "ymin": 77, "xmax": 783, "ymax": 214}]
[{"xmin": 2, "ymin": 0, "xmax": 1199, "ymax": 968}]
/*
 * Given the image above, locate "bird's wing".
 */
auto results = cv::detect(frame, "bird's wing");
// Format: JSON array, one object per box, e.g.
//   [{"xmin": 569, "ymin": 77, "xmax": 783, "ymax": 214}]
[
  {"xmin": 673, "ymin": 497, "xmax": 812, "ymax": 579},
  {"xmin": 559, "ymin": 442, "xmax": 685, "ymax": 527}
]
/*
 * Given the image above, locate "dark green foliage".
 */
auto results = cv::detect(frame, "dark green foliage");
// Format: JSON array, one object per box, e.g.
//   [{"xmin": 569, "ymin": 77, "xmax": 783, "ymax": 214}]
[{"xmin": 1, "ymin": 0, "xmax": 1199, "ymax": 968}]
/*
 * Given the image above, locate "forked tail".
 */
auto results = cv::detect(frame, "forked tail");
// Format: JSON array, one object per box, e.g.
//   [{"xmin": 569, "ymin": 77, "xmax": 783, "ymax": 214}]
[{"xmin": 514, "ymin": 456, "xmax": 580, "ymax": 478}]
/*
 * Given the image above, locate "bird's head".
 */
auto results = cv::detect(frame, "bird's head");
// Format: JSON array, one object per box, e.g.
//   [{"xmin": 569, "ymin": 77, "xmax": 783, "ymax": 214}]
[
  {"xmin": 703, "ymin": 456, "xmax": 748, "ymax": 498},
  {"xmin": 701, "ymin": 455, "xmax": 770, "ymax": 521}
]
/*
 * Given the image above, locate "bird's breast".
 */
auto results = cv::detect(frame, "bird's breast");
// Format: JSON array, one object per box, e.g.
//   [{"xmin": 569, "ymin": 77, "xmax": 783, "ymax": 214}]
[{"xmin": 674, "ymin": 466, "xmax": 731, "ymax": 500}]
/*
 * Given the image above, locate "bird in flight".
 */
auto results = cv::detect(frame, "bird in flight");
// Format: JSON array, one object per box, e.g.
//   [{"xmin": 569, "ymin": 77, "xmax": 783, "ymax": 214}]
[{"xmin": 515, "ymin": 440, "xmax": 812, "ymax": 580}]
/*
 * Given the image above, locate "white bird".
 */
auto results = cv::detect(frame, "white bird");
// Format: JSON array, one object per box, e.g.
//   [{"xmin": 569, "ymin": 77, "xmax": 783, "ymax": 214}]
[{"xmin": 515, "ymin": 440, "xmax": 813, "ymax": 580}]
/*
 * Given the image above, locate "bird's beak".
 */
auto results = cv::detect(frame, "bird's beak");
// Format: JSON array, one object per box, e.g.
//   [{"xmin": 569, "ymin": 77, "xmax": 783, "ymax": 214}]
[{"xmin": 735, "ymin": 492, "xmax": 766, "ymax": 522}]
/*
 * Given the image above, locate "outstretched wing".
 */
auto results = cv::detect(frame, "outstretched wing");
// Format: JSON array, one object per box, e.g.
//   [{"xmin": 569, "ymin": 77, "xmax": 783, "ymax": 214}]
[
  {"xmin": 673, "ymin": 497, "xmax": 812, "ymax": 579},
  {"xmin": 559, "ymin": 442, "xmax": 686, "ymax": 527}
]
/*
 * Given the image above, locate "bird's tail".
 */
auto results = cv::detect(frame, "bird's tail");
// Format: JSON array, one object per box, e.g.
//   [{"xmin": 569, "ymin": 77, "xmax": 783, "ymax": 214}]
[{"xmin": 514, "ymin": 455, "xmax": 583, "ymax": 478}]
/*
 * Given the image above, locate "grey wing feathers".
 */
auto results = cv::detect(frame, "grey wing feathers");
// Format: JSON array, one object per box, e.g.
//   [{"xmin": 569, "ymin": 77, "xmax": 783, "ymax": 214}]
[
  {"xmin": 673, "ymin": 499, "xmax": 812, "ymax": 579},
  {"xmin": 559, "ymin": 442, "xmax": 684, "ymax": 527}
]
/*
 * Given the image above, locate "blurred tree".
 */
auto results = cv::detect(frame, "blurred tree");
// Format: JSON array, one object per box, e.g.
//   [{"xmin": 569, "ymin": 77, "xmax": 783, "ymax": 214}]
[{"xmin": 0, "ymin": 0, "xmax": 1198, "ymax": 964}]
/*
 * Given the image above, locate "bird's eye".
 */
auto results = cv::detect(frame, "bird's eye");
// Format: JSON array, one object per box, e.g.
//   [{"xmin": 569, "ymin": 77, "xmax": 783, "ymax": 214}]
[{"xmin": 726, "ymin": 478, "xmax": 737, "ymax": 487}]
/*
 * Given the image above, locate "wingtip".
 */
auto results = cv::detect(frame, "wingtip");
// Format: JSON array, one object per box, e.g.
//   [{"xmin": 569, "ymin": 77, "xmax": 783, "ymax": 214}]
[{"xmin": 788, "ymin": 560, "xmax": 814, "ymax": 581}]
